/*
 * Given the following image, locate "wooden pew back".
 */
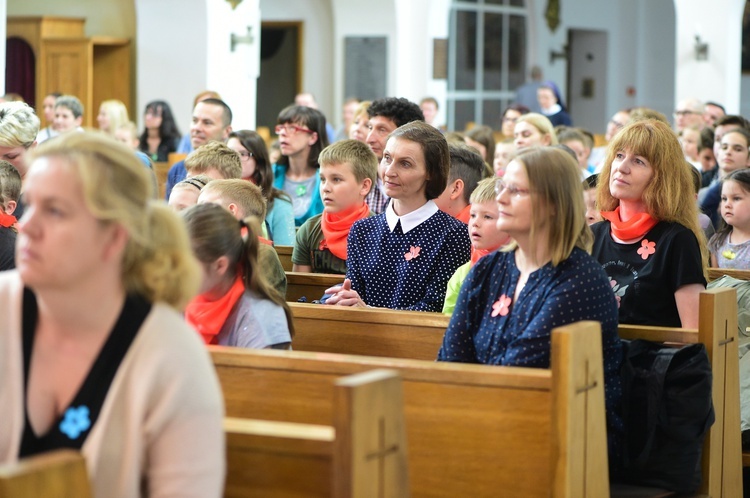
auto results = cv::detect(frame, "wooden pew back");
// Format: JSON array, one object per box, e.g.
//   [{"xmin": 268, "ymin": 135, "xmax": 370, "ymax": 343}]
[
  {"xmin": 276, "ymin": 245, "xmax": 294, "ymax": 272},
  {"xmin": 290, "ymin": 302, "xmax": 448, "ymax": 360},
  {"xmin": 286, "ymin": 272, "xmax": 344, "ymax": 303},
  {"xmin": 211, "ymin": 321, "xmax": 610, "ymax": 497},
  {"xmin": 224, "ymin": 369, "xmax": 409, "ymax": 498},
  {"xmin": 0, "ymin": 450, "xmax": 92, "ymax": 498}
]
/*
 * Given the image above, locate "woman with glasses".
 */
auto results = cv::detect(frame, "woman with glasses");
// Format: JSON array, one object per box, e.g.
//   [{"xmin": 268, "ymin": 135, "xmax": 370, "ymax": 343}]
[
  {"xmin": 228, "ymin": 130, "xmax": 295, "ymax": 245},
  {"xmin": 500, "ymin": 104, "xmax": 529, "ymax": 139},
  {"xmin": 437, "ymin": 146, "xmax": 622, "ymax": 466},
  {"xmin": 591, "ymin": 119, "xmax": 707, "ymax": 328},
  {"xmin": 272, "ymin": 105, "xmax": 329, "ymax": 226},
  {"xmin": 324, "ymin": 121, "xmax": 471, "ymax": 312}
]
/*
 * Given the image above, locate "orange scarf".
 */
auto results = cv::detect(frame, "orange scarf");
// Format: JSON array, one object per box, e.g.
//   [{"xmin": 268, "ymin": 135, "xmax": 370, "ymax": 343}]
[
  {"xmin": 471, "ymin": 248, "xmax": 491, "ymax": 265},
  {"xmin": 600, "ymin": 206, "xmax": 658, "ymax": 241},
  {"xmin": 185, "ymin": 274, "xmax": 245, "ymax": 345},
  {"xmin": 0, "ymin": 212, "xmax": 16, "ymax": 228},
  {"xmin": 320, "ymin": 203, "xmax": 370, "ymax": 260}
]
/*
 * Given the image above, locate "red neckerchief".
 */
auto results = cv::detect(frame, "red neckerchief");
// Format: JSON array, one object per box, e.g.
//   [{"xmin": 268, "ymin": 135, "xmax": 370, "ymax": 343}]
[
  {"xmin": 600, "ymin": 206, "xmax": 658, "ymax": 240},
  {"xmin": 0, "ymin": 212, "xmax": 16, "ymax": 228},
  {"xmin": 320, "ymin": 203, "xmax": 370, "ymax": 260},
  {"xmin": 185, "ymin": 274, "xmax": 245, "ymax": 345}
]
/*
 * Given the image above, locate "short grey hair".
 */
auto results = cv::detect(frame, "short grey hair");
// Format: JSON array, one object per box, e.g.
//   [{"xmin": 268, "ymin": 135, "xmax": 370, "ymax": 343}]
[{"xmin": 55, "ymin": 95, "xmax": 84, "ymax": 118}]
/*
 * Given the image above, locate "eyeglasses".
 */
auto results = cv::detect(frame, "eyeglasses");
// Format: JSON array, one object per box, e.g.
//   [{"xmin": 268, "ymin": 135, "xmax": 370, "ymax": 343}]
[
  {"xmin": 673, "ymin": 110, "xmax": 698, "ymax": 117},
  {"xmin": 275, "ymin": 124, "xmax": 314, "ymax": 136},
  {"xmin": 495, "ymin": 178, "xmax": 531, "ymax": 198},
  {"xmin": 235, "ymin": 150, "xmax": 253, "ymax": 159},
  {"xmin": 609, "ymin": 119, "xmax": 625, "ymax": 130},
  {"xmin": 502, "ymin": 116, "xmax": 518, "ymax": 123}
]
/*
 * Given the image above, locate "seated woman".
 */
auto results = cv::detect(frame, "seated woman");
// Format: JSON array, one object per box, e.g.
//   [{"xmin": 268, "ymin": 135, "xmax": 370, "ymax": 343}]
[
  {"xmin": 272, "ymin": 105, "xmax": 329, "ymax": 226},
  {"xmin": 183, "ymin": 203, "xmax": 293, "ymax": 349},
  {"xmin": 96, "ymin": 100, "xmax": 129, "ymax": 137},
  {"xmin": 0, "ymin": 132, "xmax": 224, "ymax": 497},
  {"xmin": 592, "ymin": 119, "xmax": 707, "ymax": 328},
  {"xmin": 500, "ymin": 103, "xmax": 530, "ymax": 140},
  {"xmin": 437, "ymin": 146, "xmax": 622, "ymax": 464},
  {"xmin": 513, "ymin": 113, "xmax": 558, "ymax": 152},
  {"xmin": 227, "ymin": 130, "xmax": 295, "ymax": 245},
  {"xmin": 138, "ymin": 100, "xmax": 181, "ymax": 162},
  {"xmin": 325, "ymin": 121, "xmax": 471, "ymax": 312}
]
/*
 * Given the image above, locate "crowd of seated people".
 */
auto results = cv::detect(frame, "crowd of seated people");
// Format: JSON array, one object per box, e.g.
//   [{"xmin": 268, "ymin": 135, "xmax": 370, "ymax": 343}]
[{"xmin": 1, "ymin": 85, "xmax": 749, "ymax": 497}]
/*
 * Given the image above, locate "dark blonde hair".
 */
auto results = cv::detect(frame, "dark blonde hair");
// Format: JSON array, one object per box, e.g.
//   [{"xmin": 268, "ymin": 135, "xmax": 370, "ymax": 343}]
[
  {"xmin": 503, "ymin": 147, "xmax": 592, "ymax": 266},
  {"xmin": 202, "ymin": 179, "xmax": 268, "ymax": 219},
  {"xmin": 515, "ymin": 113, "xmax": 559, "ymax": 145},
  {"xmin": 185, "ymin": 141, "xmax": 242, "ymax": 179},
  {"xmin": 318, "ymin": 139, "xmax": 378, "ymax": 188},
  {"xmin": 183, "ymin": 203, "xmax": 294, "ymax": 336},
  {"xmin": 29, "ymin": 132, "xmax": 201, "ymax": 309},
  {"xmin": 597, "ymin": 119, "xmax": 708, "ymax": 274}
]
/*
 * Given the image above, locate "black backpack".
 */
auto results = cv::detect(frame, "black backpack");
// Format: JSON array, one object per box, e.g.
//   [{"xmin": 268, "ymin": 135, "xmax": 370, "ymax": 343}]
[{"xmin": 618, "ymin": 339, "xmax": 715, "ymax": 494}]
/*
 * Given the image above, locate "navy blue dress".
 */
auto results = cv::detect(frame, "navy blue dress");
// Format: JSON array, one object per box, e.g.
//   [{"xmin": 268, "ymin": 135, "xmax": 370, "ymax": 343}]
[{"xmin": 346, "ymin": 210, "xmax": 471, "ymax": 312}]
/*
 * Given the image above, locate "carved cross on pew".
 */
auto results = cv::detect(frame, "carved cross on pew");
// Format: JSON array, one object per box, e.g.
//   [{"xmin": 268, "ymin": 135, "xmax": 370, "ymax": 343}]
[{"xmin": 365, "ymin": 417, "xmax": 401, "ymax": 498}]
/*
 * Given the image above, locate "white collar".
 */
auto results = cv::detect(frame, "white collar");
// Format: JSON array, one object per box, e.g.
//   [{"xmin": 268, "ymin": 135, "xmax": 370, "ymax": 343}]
[
  {"xmin": 541, "ymin": 103, "xmax": 562, "ymax": 116},
  {"xmin": 385, "ymin": 200, "xmax": 438, "ymax": 233}
]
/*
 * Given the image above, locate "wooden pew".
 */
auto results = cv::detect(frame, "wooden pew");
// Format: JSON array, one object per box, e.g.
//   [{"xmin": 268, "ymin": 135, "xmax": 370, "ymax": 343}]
[
  {"xmin": 708, "ymin": 267, "xmax": 750, "ymax": 282},
  {"xmin": 285, "ymin": 288, "xmax": 741, "ymax": 497},
  {"xmin": 707, "ymin": 267, "xmax": 750, "ymax": 468},
  {"xmin": 224, "ymin": 369, "xmax": 409, "ymax": 498},
  {"xmin": 212, "ymin": 321, "xmax": 611, "ymax": 497},
  {"xmin": 290, "ymin": 302, "xmax": 448, "ymax": 360},
  {"xmin": 0, "ymin": 450, "xmax": 92, "ymax": 498},
  {"xmin": 276, "ymin": 245, "xmax": 294, "ymax": 272},
  {"xmin": 286, "ymin": 272, "xmax": 344, "ymax": 303}
]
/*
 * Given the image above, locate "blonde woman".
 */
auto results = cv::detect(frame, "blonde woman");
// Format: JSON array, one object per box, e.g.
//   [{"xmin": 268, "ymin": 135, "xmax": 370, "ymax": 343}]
[
  {"xmin": 513, "ymin": 112, "xmax": 558, "ymax": 152},
  {"xmin": 0, "ymin": 132, "xmax": 224, "ymax": 498},
  {"xmin": 96, "ymin": 99, "xmax": 129, "ymax": 136},
  {"xmin": 438, "ymin": 146, "xmax": 622, "ymax": 468}
]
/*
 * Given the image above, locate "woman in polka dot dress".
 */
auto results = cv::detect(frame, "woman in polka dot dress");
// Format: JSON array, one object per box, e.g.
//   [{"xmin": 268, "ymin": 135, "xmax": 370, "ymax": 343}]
[
  {"xmin": 324, "ymin": 121, "xmax": 470, "ymax": 312},
  {"xmin": 437, "ymin": 146, "xmax": 623, "ymax": 469}
]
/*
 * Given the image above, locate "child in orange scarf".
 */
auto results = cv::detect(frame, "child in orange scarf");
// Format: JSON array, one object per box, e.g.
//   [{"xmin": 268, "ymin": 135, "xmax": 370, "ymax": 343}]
[
  {"xmin": 442, "ymin": 178, "xmax": 511, "ymax": 315},
  {"xmin": 0, "ymin": 162, "xmax": 20, "ymax": 270},
  {"xmin": 292, "ymin": 140, "xmax": 378, "ymax": 274},
  {"xmin": 183, "ymin": 203, "xmax": 294, "ymax": 348}
]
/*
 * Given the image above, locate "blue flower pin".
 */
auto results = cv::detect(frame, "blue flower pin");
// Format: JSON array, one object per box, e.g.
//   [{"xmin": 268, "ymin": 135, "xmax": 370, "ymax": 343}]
[{"xmin": 59, "ymin": 405, "xmax": 91, "ymax": 439}]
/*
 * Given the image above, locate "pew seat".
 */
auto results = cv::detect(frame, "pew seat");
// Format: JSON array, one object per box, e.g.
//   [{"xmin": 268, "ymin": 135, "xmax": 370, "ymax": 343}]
[{"xmin": 0, "ymin": 450, "xmax": 92, "ymax": 498}]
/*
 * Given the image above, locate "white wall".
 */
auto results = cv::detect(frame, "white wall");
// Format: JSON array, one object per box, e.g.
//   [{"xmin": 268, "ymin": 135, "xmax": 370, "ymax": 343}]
[
  {"xmin": 135, "ymin": 0, "xmax": 207, "ymax": 134},
  {"xmin": 673, "ymin": 0, "xmax": 745, "ymax": 113},
  {"xmin": 205, "ymin": 0, "xmax": 261, "ymax": 129},
  {"xmin": 535, "ymin": 0, "xmax": 675, "ymax": 133},
  {"xmin": 260, "ymin": 0, "xmax": 334, "ymax": 124}
]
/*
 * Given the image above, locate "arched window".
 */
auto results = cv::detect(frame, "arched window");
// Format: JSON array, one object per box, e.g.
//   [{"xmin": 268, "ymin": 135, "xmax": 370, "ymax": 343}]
[{"xmin": 447, "ymin": 0, "xmax": 528, "ymax": 131}]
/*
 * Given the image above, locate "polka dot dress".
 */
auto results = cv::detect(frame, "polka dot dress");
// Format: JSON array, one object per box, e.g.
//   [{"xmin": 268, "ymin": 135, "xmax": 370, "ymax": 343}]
[{"xmin": 346, "ymin": 210, "xmax": 471, "ymax": 312}]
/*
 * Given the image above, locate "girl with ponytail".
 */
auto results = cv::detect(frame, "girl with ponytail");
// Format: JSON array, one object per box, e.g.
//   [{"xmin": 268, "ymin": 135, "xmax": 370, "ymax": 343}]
[{"xmin": 183, "ymin": 202, "xmax": 293, "ymax": 349}]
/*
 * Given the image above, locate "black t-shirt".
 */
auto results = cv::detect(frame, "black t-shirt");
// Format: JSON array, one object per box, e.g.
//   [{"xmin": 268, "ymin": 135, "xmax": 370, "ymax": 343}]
[
  {"xmin": 0, "ymin": 226, "xmax": 16, "ymax": 271},
  {"xmin": 591, "ymin": 220, "xmax": 706, "ymax": 327}
]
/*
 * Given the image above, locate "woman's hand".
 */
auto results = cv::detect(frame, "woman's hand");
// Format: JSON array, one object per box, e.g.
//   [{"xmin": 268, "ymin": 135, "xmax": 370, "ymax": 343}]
[{"xmin": 324, "ymin": 278, "xmax": 367, "ymax": 307}]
